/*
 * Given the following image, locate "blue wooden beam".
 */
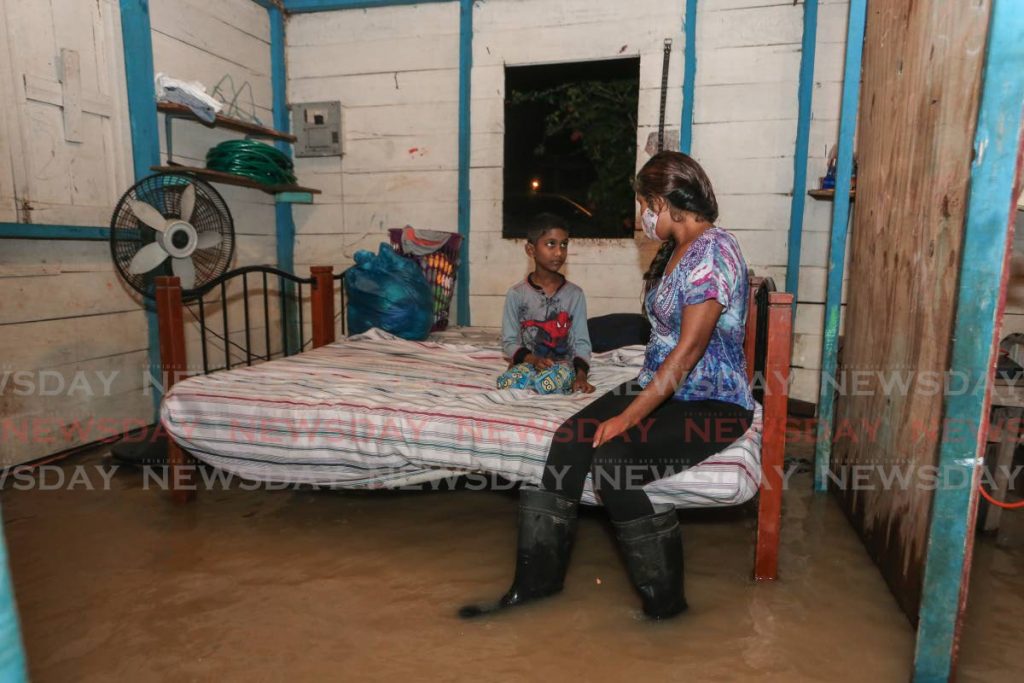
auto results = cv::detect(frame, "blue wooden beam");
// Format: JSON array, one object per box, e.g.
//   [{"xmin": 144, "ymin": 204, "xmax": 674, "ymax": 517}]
[
  {"xmin": 455, "ymin": 0, "xmax": 472, "ymax": 325},
  {"xmin": 268, "ymin": 5, "xmax": 301, "ymax": 353},
  {"xmin": 785, "ymin": 0, "xmax": 819, "ymax": 303},
  {"xmin": 679, "ymin": 0, "xmax": 697, "ymax": 154},
  {"xmin": 813, "ymin": 0, "xmax": 867, "ymax": 492},
  {"xmin": 284, "ymin": 0, "xmax": 452, "ymax": 13},
  {"xmin": 913, "ymin": 2, "xmax": 1024, "ymax": 680},
  {"xmin": 0, "ymin": 224, "xmax": 110, "ymax": 240},
  {"xmin": 119, "ymin": 0, "xmax": 164, "ymax": 418},
  {"xmin": 269, "ymin": 5, "xmax": 293, "ymax": 276}
]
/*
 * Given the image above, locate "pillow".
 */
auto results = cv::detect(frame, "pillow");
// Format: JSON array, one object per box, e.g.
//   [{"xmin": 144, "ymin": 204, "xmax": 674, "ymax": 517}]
[{"xmin": 588, "ymin": 313, "xmax": 651, "ymax": 353}]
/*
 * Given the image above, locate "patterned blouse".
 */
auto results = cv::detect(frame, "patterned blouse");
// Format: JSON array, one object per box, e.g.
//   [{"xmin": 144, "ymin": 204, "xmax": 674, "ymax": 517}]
[{"xmin": 637, "ymin": 226, "xmax": 755, "ymax": 410}]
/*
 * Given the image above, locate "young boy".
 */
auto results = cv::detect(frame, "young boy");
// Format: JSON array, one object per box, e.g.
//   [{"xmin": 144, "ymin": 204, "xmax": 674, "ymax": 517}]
[{"xmin": 498, "ymin": 214, "xmax": 595, "ymax": 394}]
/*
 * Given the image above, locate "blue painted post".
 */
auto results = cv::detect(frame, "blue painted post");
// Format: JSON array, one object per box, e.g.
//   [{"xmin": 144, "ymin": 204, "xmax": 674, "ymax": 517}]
[
  {"xmin": 268, "ymin": 6, "xmax": 300, "ymax": 353},
  {"xmin": 0, "ymin": 510, "xmax": 27, "ymax": 682},
  {"xmin": 119, "ymin": 0, "xmax": 165, "ymax": 418},
  {"xmin": 455, "ymin": 0, "xmax": 472, "ymax": 325},
  {"xmin": 679, "ymin": 0, "xmax": 697, "ymax": 155},
  {"xmin": 812, "ymin": 0, "xmax": 867, "ymax": 492},
  {"xmin": 785, "ymin": 0, "xmax": 819, "ymax": 303},
  {"xmin": 913, "ymin": 2, "xmax": 1024, "ymax": 680},
  {"xmin": 0, "ymin": 224, "xmax": 110, "ymax": 240}
]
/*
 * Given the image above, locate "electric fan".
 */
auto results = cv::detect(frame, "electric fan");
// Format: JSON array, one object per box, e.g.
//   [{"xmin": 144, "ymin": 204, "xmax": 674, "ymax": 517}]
[
  {"xmin": 108, "ymin": 173, "xmax": 234, "ymax": 468},
  {"xmin": 110, "ymin": 173, "xmax": 234, "ymax": 296}
]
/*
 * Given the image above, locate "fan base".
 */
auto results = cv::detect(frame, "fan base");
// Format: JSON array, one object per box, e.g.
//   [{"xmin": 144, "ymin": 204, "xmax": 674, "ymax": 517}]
[{"xmin": 110, "ymin": 425, "xmax": 168, "ymax": 467}]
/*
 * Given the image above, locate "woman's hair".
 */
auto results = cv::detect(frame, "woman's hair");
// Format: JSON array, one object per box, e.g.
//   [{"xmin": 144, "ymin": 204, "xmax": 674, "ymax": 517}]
[{"xmin": 635, "ymin": 151, "xmax": 719, "ymax": 285}]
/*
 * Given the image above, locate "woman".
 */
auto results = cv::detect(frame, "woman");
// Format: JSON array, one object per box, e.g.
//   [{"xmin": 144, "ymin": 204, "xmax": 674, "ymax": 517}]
[{"xmin": 461, "ymin": 151, "xmax": 755, "ymax": 620}]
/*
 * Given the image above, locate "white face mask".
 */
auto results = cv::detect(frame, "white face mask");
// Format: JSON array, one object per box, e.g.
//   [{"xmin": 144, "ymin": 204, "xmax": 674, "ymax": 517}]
[{"xmin": 641, "ymin": 208, "xmax": 663, "ymax": 242}]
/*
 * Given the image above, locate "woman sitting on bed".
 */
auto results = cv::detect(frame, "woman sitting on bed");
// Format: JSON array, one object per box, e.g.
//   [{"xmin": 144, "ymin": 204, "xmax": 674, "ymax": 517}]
[{"xmin": 461, "ymin": 151, "xmax": 755, "ymax": 620}]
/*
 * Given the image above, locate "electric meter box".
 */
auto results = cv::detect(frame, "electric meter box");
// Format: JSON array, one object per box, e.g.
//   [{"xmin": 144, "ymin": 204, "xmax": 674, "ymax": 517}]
[{"xmin": 292, "ymin": 101, "xmax": 342, "ymax": 157}]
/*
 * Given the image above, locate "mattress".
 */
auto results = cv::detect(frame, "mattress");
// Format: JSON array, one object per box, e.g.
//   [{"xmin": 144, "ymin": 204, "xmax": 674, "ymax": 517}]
[{"xmin": 160, "ymin": 328, "xmax": 762, "ymax": 508}]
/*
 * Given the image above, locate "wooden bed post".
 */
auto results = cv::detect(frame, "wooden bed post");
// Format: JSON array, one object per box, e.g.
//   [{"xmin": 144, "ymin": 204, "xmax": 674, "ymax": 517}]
[
  {"xmin": 154, "ymin": 276, "xmax": 195, "ymax": 504},
  {"xmin": 754, "ymin": 291, "xmax": 793, "ymax": 581},
  {"xmin": 310, "ymin": 266, "xmax": 335, "ymax": 349}
]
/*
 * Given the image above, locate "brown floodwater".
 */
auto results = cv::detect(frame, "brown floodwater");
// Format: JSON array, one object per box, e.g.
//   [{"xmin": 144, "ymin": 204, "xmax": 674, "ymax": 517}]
[{"xmin": 1, "ymin": 448, "xmax": 1019, "ymax": 682}]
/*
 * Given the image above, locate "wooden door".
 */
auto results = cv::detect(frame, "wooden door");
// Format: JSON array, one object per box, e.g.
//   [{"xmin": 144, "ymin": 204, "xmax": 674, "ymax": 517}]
[
  {"xmin": 0, "ymin": 0, "xmax": 131, "ymax": 226},
  {"xmin": 829, "ymin": 0, "xmax": 992, "ymax": 622}
]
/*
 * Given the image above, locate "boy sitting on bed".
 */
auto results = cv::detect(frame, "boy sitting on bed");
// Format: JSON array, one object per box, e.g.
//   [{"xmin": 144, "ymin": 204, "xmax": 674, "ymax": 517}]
[{"xmin": 498, "ymin": 213, "xmax": 595, "ymax": 395}]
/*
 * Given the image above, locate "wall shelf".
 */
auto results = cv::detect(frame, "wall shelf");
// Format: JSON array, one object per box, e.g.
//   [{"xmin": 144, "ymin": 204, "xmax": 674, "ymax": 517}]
[
  {"xmin": 808, "ymin": 188, "xmax": 857, "ymax": 201},
  {"xmin": 150, "ymin": 164, "xmax": 321, "ymax": 200},
  {"xmin": 155, "ymin": 103, "xmax": 316, "ymax": 203},
  {"xmin": 156, "ymin": 102, "xmax": 297, "ymax": 142}
]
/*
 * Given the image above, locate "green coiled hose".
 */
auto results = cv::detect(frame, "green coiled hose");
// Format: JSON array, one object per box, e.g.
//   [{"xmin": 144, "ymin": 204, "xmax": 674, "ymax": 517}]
[{"xmin": 205, "ymin": 139, "xmax": 297, "ymax": 187}]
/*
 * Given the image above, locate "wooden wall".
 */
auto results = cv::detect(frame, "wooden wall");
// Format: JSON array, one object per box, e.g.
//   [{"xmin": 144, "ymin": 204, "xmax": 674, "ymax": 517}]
[
  {"xmin": 150, "ymin": 0, "xmax": 284, "ymax": 367},
  {"xmin": 830, "ymin": 0, "xmax": 991, "ymax": 621},
  {"xmin": 0, "ymin": 0, "xmax": 278, "ymax": 466},
  {"xmin": 0, "ymin": 0, "xmax": 145, "ymax": 467},
  {"xmin": 286, "ymin": 0, "xmax": 851, "ymax": 404}
]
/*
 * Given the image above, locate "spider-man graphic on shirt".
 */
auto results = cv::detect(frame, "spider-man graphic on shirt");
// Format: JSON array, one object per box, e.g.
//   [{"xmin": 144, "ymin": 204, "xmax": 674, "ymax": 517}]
[{"xmin": 521, "ymin": 310, "xmax": 572, "ymax": 360}]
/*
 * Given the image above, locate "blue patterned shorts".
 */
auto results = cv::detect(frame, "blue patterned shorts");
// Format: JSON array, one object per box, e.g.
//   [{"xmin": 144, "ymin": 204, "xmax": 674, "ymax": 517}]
[{"xmin": 496, "ymin": 362, "xmax": 575, "ymax": 395}]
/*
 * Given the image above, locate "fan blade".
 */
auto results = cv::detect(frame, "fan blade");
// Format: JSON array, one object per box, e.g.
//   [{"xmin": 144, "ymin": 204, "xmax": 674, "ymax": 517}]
[
  {"xmin": 128, "ymin": 200, "xmax": 169, "ymax": 232},
  {"xmin": 173, "ymin": 257, "xmax": 196, "ymax": 289},
  {"xmin": 180, "ymin": 183, "xmax": 195, "ymax": 223},
  {"xmin": 128, "ymin": 242, "xmax": 169, "ymax": 274},
  {"xmin": 196, "ymin": 231, "xmax": 222, "ymax": 250}
]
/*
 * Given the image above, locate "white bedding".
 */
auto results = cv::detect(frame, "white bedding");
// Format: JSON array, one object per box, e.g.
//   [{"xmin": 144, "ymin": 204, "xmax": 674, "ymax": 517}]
[{"xmin": 161, "ymin": 328, "xmax": 762, "ymax": 507}]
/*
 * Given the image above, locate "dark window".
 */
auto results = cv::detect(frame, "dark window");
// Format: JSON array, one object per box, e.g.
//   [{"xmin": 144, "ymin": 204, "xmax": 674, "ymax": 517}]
[{"xmin": 503, "ymin": 58, "xmax": 640, "ymax": 239}]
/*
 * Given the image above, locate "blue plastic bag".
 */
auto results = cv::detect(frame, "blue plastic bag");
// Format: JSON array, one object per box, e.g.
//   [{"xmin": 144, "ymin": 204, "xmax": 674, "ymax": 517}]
[{"xmin": 345, "ymin": 244, "xmax": 433, "ymax": 340}]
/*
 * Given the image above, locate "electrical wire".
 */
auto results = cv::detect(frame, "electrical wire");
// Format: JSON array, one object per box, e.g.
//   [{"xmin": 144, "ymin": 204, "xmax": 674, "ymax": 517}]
[
  {"xmin": 979, "ymin": 482, "xmax": 1024, "ymax": 510},
  {"xmin": 205, "ymin": 140, "xmax": 296, "ymax": 187}
]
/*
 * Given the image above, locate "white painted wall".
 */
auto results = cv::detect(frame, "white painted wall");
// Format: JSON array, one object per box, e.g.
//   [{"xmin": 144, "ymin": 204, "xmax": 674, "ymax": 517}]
[
  {"xmin": 287, "ymin": 2, "xmax": 461, "ymax": 278},
  {"xmin": 150, "ymin": 0, "xmax": 284, "ymax": 366},
  {"xmin": 287, "ymin": 0, "xmax": 850, "ymax": 403},
  {"xmin": 0, "ymin": 0, "xmax": 280, "ymax": 466},
  {"xmin": 0, "ymin": 0, "xmax": 148, "ymax": 467},
  {"xmin": 151, "ymin": 0, "xmax": 277, "ymax": 271}
]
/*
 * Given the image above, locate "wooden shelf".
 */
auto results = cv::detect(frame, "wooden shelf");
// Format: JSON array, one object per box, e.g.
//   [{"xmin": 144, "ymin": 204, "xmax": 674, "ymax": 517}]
[
  {"xmin": 150, "ymin": 164, "xmax": 321, "ymax": 197},
  {"xmin": 809, "ymin": 188, "xmax": 857, "ymax": 201},
  {"xmin": 157, "ymin": 102, "xmax": 297, "ymax": 143}
]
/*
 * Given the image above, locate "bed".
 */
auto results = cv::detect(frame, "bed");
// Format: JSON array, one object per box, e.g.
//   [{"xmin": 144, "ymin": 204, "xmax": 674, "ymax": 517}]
[
  {"xmin": 151, "ymin": 265, "xmax": 792, "ymax": 580},
  {"xmin": 161, "ymin": 328, "xmax": 763, "ymax": 508}
]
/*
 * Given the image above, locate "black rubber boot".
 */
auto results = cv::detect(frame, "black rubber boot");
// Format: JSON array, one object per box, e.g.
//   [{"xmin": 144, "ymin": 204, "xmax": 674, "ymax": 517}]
[
  {"xmin": 459, "ymin": 487, "xmax": 578, "ymax": 618},
  {"xmin": 613, "ymin": 504, "xmax": 688, "ymax": 619}
]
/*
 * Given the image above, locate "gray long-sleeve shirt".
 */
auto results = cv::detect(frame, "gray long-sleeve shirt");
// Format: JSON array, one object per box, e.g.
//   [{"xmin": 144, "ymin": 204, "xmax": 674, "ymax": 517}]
[{"xmin": 500, "ymin": 275, "xmax": 592, "ymax": 369}]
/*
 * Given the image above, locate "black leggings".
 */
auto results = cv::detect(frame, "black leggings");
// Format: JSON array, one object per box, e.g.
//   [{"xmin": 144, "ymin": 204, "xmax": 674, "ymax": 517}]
[{"xmin": 540, "ymin": 380, "xmax": 753, "ymax": 522}]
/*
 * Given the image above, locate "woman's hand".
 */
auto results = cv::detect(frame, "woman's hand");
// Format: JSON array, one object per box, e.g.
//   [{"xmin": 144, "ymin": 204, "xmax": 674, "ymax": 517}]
[
  {"xmin": 572, "ymin": 371, "xmax": 595, "ymax": 394},
  {"xmin": 592, "ymin": 413, "xmax": 632, "ymax": 448}
]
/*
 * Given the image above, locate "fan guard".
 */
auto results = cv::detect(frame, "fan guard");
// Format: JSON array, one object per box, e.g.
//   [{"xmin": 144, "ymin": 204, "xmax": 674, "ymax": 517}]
[{"xmin": 110, "ymin": 173, "xmax": 234, "ymax": 299}]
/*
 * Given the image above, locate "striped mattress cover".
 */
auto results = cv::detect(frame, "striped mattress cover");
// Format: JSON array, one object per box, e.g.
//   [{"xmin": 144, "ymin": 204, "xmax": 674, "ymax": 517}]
[{"xmin": 160, "ymin": 328, "xmax": 762, "ymax": 508}]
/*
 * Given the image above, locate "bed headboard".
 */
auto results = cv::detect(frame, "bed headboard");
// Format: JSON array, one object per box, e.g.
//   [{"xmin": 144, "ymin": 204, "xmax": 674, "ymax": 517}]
[{"xmin": 153, "ymin": 265, "xmax": 348, "ymax": 380}]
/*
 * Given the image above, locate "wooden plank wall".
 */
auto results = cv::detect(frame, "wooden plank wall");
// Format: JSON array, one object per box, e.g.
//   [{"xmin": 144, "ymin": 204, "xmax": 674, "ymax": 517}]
[
  {"xmin": 0, "ymin": 0, "xmax": 147, "ymax": 467},
  {"xmin": 150, "ymin": 0, "xmax": 277, "ymax": 270},
  {"xmin": 830, "ymin": 0, "xmax": 991, "ymax": 621},
  {"xmin": 150, "ymin": 0, "xmax": 284, "ymax": 370},
  {"xmin": 0, "ymin": 0, "xmax": 279, "ymax": 466},
  {"xmin": 287, "ymin": 0, "xmax": 850, "ymax": 404},
  {"xmin": 287, "ymin": 2, "xmax": 461, "ymax": 279}
]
